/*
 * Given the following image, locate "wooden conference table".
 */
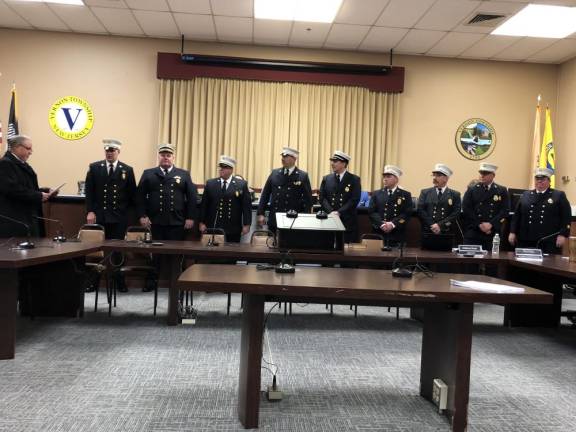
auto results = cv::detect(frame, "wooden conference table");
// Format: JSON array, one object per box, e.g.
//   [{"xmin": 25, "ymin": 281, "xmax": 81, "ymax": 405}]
[
  {"xmin": 102, "ymin": 240, "xmax": 576, "ymax": 327},
  {"xmin": 177, "ymin": 264, "xmax": 552, "ymax": 432},
  {"xmin": 0, "ymin": 240, "xmax": 102, "ymax": 360}
]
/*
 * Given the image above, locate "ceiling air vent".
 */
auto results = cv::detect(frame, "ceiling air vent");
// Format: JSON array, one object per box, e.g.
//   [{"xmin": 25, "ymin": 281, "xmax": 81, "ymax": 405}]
[{"xmin": 465, "ymin": 13, "xmax": 507, "ymax": 28}]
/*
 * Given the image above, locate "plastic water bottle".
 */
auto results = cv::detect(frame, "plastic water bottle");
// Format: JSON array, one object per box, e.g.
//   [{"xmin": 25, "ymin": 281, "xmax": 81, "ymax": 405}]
[{"xmin": 492, "ymin": 233, "xmax": 500, "ymax": 255}]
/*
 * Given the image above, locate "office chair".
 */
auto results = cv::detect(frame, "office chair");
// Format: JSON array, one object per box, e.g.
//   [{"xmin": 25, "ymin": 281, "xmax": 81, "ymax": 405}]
[{"xmin": 77, "ymin": 224, "xmax": 109, "ymax": 314}]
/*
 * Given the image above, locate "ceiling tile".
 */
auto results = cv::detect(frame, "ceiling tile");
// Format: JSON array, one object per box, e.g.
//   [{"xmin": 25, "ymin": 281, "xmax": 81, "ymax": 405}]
[
  {"xmin": 167, "ymin": 0, "xmax": 211, "ymax": 14},
  {"xmin": 289, "ymin": 21, "xmax": 332, "ymax": 48},
  {"xmin": 492, "ymin": 37, "xmax": 558, "ymax": 61},
  {"xmin": 210, "ymin": 0, "xmax": 252, "ymax": 17},
  {"xmin": 133, "ymin": 10, "xmax": 178, "ymax": 37},
  {"xmin": 124, "ymin": 0, "xmax": 169, "ymax": 11},
  {"xmin": 415, "ymin": 0, "xmax": 481, "ymax": 31},
  {"xmin": 394, "ymin": 29, "xmax": 447, "ymax": 54},
  {"xmin": 91, "ymin": 7, "xmax": 144, "ymax": 36},
  {"xmin": 50, "ymin": 4, "xmax": 108, "ymax": 33},
  {"xmin": 254, "ymin": 19, "xmax": 291, "ymax": 46},
  {"xmin": 459, "ymin": 34, "xmax": 518, "ymax": 58},
  {"xmin": 174, "ymin": 13, "xmax": 217, "ymax": 40},
  {"xmin": 214, "ymin": 16, "xmax": 252, "ymax": 43},
  {"xmin": 427, "ymin": 32, "xmax": 485, "ymax": 56},
  {"xmin": 0, "ymin": 2, "xmax": 33, "ymax": 29},
  {"xmin": 6, "ymin": 1, "xmax": 68, "ymax": 31},
  {"xmin": 324, "ymin": 24, "xmax": 370, "ymax": 50},
  {"xmin": 526, "ymin": 39, "xmax": 576, "ymax": 63},
  {"xmin": 376, "ymin": 0, "xmax": 435, "ymax": 28},
  {"xmin": 452, "ymin": 1, "xmax": 526, "ymax": 34},
  {"xmin": 83, "ymin": 0, "xmax": 128, "ymax": 8},
  {"xmin": 358, "ymin": 26, "xmax": 408, "ymax": 52},
  {"xmin": 335, "ymin": 0, "xmax": 389, "ymax": 25}
]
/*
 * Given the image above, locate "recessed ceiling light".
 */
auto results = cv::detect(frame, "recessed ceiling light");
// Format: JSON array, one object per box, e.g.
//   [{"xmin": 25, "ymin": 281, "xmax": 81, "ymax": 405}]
[
  {"xmin": 491, "ymin": 4, "xmax": 576, "ymax": 38},
  {"xmin": 255, "ymin": 0, "xmax": 343, "ymax": 23},
  {"xmin": 10, "ymin": 0, "xmax": 84, "ymax": 5}
]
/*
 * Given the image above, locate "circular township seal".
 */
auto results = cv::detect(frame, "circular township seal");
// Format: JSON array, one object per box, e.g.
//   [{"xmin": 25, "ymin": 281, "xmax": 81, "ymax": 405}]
[
  {"xmin": 48, "ymin": 96, "xmax": 94, "ymax": 140},
  {"xmin": 455, "ymin": 118, "xmax": 496, "ymax": 160}
]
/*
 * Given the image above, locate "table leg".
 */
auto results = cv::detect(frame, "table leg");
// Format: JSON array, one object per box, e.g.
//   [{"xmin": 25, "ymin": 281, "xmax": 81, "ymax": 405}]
[
  {"xmin": 167, "ymin": 256, "xmax": 181, "ymax": 326},
  {"xmin": 0, "ymin": 269, "xmax": 19, "ymax": 360},
  {"xmin": 238, "ymin": 294, "xmax": 265, "ymax": 428},
  {"xmin": 420, "ymin": 303, "xmax": 473, "ymax": 432}
]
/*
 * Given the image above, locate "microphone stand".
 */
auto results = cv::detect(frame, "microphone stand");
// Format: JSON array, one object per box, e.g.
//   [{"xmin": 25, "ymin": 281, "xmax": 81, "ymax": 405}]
[
  {"xmin": 34, "ymin": 216, "xmax": 67, "ymax": 242},
  {"xmin": 392, "ymin": 242, "xmax": 412, "ymax": 278},
  {"xmin": 0, "ymin": 213, "xmax": 35, "ymax": 249},
  {"xmin": 207, "ymin": 186, "xmax": 224, "ymax": 247},
  {"xmin": 275, "ymin": 212, "xmax": 297, "ymax": 274},
  {"xmin": 535, "ymin": 230, "xmax": 562, "ymax": 251}
]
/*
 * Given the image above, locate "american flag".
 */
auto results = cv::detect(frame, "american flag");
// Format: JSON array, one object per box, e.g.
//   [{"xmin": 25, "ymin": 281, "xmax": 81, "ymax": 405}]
[{"xmin": 7, "ymin": 85, "xmax": 18, "ymax": 145}]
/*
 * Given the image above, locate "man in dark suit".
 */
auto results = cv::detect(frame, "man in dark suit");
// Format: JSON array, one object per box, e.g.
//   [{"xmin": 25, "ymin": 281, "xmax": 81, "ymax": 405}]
[
  {"xmin": 462, "ymin": 163, "xmax": 510, "ymax": 251},
  {"xmin": 368, "ymin": 165, "xmax": 412, "ymax": 247},
  {"xmin": 137, "ymin": 143, "xmax": 198, "ymax": 241},
  {"xmin": 319, "ymin": 150, "xmax": 361, "ymax": 243},
  {"xmin": 508, "ymin": 167, "xmax": 571, "ymax": 254},
  {"xmin": 200, "ymin": 155, "xmax": 252, "ymax": 243},
  {"xmin": 417, "ymin": 163, "xmax": 462, "ymax": 241},
  {"xmin": 257, "ymin": 147, "xmax": 313, "ymax": 232},
  {"xmin": 0, "ymin": 135, "xmax": 55, "ymax": 238},
  {"xmin": 85, "ymin": 139, "xmax": 136, "ymax": 240}
]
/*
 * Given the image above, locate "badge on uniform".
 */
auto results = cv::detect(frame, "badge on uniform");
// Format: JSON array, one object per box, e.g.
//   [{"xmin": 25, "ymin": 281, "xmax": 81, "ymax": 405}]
[
  {"xmin": 345, "ymin": 185, "xmax": 350, "ymax": 192},
  {"xmin": 121, "ymin": 170, "xmax": 126, "ymax": 180},
  {"xmin": 548, "ymin": 198, "xmax": 553, "ymax": 204},
  {"xmin": 399, "ymin": 218, "xmax": 405, "ymax": 224},
  {"xmin": 448, "ymin": 198, "xmax": 453, "ymax": 205},
  {"xmin": 174, "ymin": 176, "xmax": 181, "ymax": 184},
  {"xmin": 294, "ymin": 181, "xmax": 302, "ymax": 186},
  {"xmin": 235, "ymin": 190, "xmax": 239, "ymax": 197},
  {"xmin": 397, "ymin": 198, "xmax": 402, "ymax": 205},
  {"xmin": 493, "ymin": 195, "xmax": 499, "ymax": 201}
]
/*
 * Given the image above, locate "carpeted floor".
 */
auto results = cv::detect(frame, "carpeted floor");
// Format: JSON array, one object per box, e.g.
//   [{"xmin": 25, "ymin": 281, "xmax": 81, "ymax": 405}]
[{"xmin": 1, "ymin": 289, "xmax": 576, "ymax": 432}]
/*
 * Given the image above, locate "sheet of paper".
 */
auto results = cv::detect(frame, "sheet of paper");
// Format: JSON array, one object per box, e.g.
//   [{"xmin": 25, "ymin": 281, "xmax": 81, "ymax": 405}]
[{"xmin": 450, "ymin": 279, "xmax": 525, "ymax": 293}]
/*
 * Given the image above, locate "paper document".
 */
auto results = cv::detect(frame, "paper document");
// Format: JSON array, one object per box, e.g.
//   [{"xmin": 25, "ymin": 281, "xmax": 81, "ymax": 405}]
[
  {"xmin": 450, "ymin": 279, "xmax": 525, "ymax": 294},
  {"xmin": 49, "ymin": 183, "xmax": 66, "ymax": 196}
]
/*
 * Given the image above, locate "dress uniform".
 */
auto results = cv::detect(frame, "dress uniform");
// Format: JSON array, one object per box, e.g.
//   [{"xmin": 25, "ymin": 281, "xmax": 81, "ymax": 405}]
[
  {"xmin": 200, "ymin": 156, "xmax": 252, "ymax": 243},
  {"xmin": 137, "ymin": 144, "xmax": 198, "ymax": 241},
  {"xmin": 257, "ymin": 147, "xmax": 313, "ymax": 232},
  {"xmin": 85, "ymin": 139, "xmax": 136, "ymax": 240},
  {"xmin": 509, "ymin": 167, "xmax": 571, "ymax": 254},
  {"xmin": 462, "ymin": 163, "xmax": 510, "ymax": 250},
  {"xmin": 417, "ymin": 164, "xmax": 461, "ymax": 236},
  {"xmin": 368, "ymin": 165, "xmax": 412, "ymax": 246},
  {"xmin": 319, "ymin": 151, "xmax": 361, "ymax": 243}
]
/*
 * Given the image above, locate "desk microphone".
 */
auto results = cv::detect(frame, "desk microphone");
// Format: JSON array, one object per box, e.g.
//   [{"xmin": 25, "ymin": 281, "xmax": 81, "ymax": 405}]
[
  {"xmin": 276, "ymin": 211, "xmax": 297, "ymax": 274},
  {"xmin": 392, "ymin": 242, "xmax": 412, "ymax": 278},
  {"xmin": 0, "ymin": 213, "xmax": 35, "ymax": 249},
  {"xmin": 535, "ymin": 231, "xmax": 562, "ymax": 250},
  {"xmin": 34, "ymin": 216, "xmax": 66, "ymax": 242}
]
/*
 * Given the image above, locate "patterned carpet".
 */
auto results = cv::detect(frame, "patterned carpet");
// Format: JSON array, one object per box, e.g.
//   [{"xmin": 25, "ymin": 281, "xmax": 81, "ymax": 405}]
[{"xmin": 1, "ymin": 290, "xmax": 576, "ymax": 432}]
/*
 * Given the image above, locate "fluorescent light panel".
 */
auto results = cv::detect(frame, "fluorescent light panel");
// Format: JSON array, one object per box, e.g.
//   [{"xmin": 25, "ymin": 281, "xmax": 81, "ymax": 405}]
[
  {"xmin": 255, "ymin": 0, "xmax": 343, "ymax": 23},
  {"xmin": 11, "ymin": 0, "xmax": 84, "ymax": 5},
  {"xmin": 492, "ymin": 4, "xmax": 576, "ymax": 38}
]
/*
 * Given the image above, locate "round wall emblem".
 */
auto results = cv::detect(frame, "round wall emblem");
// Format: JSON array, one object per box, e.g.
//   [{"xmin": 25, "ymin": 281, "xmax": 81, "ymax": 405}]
[
  {"xmin": 455, "ymin": 118, "xmax": 496, "ymax": 160},
  {"xmin": 48, "ymin": 96, "xmax": 94, "ymax": 140}
]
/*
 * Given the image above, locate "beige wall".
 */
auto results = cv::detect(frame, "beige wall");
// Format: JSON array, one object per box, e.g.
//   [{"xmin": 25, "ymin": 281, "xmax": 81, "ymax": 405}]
[
  {"xmin": 557, "ymin": 57, "xmax": 576, "ymax": 202},
  {"xmin": 0, "ymin": 28, "xmax": 565, "ymax": 201}
]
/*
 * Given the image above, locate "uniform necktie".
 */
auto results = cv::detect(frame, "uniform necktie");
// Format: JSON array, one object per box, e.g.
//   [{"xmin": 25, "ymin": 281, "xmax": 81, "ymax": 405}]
[
  {"xmin": 108, "ymin": 163, "xmax": 114, "ymax": 177},
  {"xmin": 387, "ymin": 189, "xmax": 392, "ymax": 197},
  {"xmin": 284, "ymin": 168, "xmax": 289, "ymax": 176},
  {"xmin": 437, "ymin": 188, "xmax": 443, "ymax": 198},
  {"xmin": 336, "ymin": 173, "xmax": 340, "ymax": 182},
  {"xmin": 163, "ymin": 168, "xmax": 168, "ymax": 176},
  {"xmin": 222, "ymin": 179, "xmax": 227, "ymax": 193}
]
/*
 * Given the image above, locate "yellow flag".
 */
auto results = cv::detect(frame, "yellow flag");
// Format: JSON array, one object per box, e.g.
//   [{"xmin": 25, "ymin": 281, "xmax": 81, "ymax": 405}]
[
  {"xmin": 539, "ymin": 107, "xmax": 555, "ymax": 188},
  {"xmin": 529, "ymin": 101, "xmax": 541, "ymax": 189}
]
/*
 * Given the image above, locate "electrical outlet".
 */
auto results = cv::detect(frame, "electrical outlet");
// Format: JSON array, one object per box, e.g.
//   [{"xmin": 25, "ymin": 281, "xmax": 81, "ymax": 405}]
[
  {"xmin": 266, "ymin": 385, "xmax": 282, "ymax": 401},
  {"xmin": 432, "ymin": 378, "xmax": 448, "ymax": 413}
]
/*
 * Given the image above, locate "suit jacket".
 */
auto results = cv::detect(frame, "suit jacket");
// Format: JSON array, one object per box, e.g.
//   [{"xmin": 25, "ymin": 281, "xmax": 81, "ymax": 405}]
[
  {"xmin": 319, "ymin": 171, "xmax": 361, "ymax": 232},
  {"xmin": 200, "ymin": 176, "xmax": 252, "ymax": 235},
  {"xmin": 510, "ymin": 188, "xmax": 571, "ymax": 242},
  {"xmin": 137, "ymin": 166, "xmax": 198, "ymax": 226},
  {"xmin": 368, "ymin": 187, "xmax": 412, "ymax": 242},
  {"xmin": 257, "ymin": 167, "xmax": 313, "ymax": 229},
  {"xmin": 85, "ymin": 160, "xmax": 136, "ymax": 224},
  {"xmin": 462, "ymin": 182, "xmax": 510, "ymax": 236},
  {"xmin": 0, "ymin": 151, "xmax": 46, "ymax": 237},
  {"xmin": 417, "ymin": 186, "xmax": 462, "ymax": 233}
]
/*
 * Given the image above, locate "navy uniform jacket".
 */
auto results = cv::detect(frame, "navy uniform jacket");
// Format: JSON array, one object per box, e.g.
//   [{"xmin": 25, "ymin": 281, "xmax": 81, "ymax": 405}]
[
  {"xmin": 137, "ymin": 167, "xmax": 198, "ymax": 226},
  {"xmin": 0, "ymin": 151, "xmax": 46, "ymax": 237},
  {"xmin": 85, "ymin": 160, "xmax": 136, "ymax": 225},
  {"xmin": 510, "ymin": 188, "xmax": 571, "ymax": 242},
  {"xmin": 417, "ymin": 187, "xmax": 462, "ymax": 233},
  {"xmin": 462, "ymin": 182, "xmax": 510, "ymax": 236},
  {"xmin": 257, "ymin": 167, "xmax": 313, "ymax": 230},
  {"xmin": 368, "ymin": 187, "xmax": 412, "ymax": 242},
  {"xmin": 200, "ymin": 176, "xmax": 252, "ymax": 235},
  {"xmin": 319, "ymin": 171, "xmax": 361, "ymax": 233}
]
